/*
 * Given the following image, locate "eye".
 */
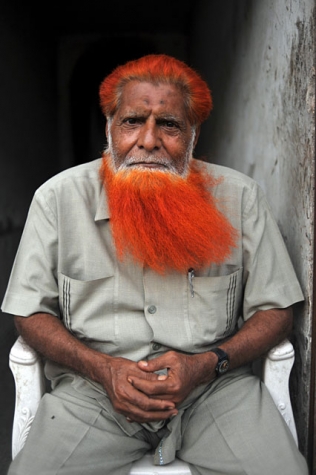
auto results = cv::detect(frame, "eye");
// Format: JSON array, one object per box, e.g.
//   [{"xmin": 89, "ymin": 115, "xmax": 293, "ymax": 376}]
[
  {"xmin": 124, "ymin": 118, "xmax": 138, "ymax": 125},
  {"xmin": 161, "ymin": 120, "xmax": 179, "ymax": 129}
]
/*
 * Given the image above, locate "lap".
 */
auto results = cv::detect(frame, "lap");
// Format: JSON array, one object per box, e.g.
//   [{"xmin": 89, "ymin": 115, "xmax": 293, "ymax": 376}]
[
  {"xmin": 178, "ymin": 367, "xmax": 309, "ymax": 475},
  {"xmin": 8, "ymin": 380, "xmax": 151, "ymax": 475},
  {"xmin": 8, "ymin": 369, "xmax": 309, "ymax": 475}
]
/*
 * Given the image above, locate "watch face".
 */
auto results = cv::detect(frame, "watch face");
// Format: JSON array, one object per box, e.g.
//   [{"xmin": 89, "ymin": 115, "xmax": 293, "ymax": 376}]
[
  {"xmin": 212, "ymin": 348, "xmax": 230, "ymax": 376},
  {"xmin": 218, "ymin": 359, "xmax": 229, "ymax": 374}
]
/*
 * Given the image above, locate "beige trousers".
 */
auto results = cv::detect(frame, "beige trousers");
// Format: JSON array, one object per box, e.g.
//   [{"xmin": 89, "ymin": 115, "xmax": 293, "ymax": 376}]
[{"xmin": 8, "ymin": 367, "xmax": 309, "ymax": 475}]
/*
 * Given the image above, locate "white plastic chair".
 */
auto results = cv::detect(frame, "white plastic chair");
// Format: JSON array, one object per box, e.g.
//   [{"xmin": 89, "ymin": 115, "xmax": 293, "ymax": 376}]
[{"xmin": 9, "ymin": 336, "xmax": 298, "ymax": 474}]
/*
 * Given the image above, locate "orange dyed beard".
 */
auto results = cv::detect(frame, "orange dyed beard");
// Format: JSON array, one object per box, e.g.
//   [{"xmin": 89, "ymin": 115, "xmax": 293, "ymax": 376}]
[{"xmin": 100, "ymin": 154, "xmax": 237, "ymax": 274}]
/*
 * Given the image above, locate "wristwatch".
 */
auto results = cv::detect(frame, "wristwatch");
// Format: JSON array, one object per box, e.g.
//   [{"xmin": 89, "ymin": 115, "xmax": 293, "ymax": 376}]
[{"xmin": 210, "ymin": 348, "xmax": 230, "ymax": 376}]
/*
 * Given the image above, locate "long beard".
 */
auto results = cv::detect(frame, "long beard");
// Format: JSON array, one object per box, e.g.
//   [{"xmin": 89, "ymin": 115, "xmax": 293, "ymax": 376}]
[{"xmin": 100, "ymin": 154, "xmax": 237, "ymax": 274}]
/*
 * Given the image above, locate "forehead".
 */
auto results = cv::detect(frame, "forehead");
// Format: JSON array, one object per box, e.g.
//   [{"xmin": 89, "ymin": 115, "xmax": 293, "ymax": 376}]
[{"xmin": 116, "ymin": 81, "xmax": 188, "ymax": 117}]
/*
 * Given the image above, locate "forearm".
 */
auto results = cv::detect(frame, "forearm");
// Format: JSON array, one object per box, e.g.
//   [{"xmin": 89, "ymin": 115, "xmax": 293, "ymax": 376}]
[
  {"xmin": 195, "ymin": 306, "xmax": 293, "ymax": 384},
  {"xmin": 220, "ymin": 306, "xmax": 293, "ymax": 371},
  {"xmin": 14, "ymin": 313, "xmax": 112, "ymax": 384}
]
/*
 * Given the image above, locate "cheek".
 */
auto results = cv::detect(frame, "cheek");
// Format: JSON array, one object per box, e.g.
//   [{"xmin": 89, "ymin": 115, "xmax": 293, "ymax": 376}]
[
  {"xmin": 168, "ymin": 137, "xmax": 191, "ymax": 160},
  {"xmin": 112, "ymin": 134, "xmax": 133, "ymax": 157}
]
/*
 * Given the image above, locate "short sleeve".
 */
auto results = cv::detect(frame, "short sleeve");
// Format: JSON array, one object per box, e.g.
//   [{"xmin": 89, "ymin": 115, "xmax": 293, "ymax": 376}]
[
  {"xmin": 242, "ymin": 183, "xmax": 304, "ymax": 320},
  {"xmin": 1, "ymin": 189, "xmax": 60, "ymax": 317}
]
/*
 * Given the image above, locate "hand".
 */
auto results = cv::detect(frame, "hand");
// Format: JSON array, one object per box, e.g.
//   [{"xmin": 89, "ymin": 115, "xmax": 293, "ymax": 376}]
[
  {"xmin": 95, "ymin": 354, "xmax": 178, "ymax": 423},
  {"xmin": 130, "ymin": 351, "xmax": 215, "ymax": 407}
]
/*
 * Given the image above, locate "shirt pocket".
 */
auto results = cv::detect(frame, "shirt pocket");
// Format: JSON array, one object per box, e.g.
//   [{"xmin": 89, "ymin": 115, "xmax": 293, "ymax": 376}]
[
  {"xmin": 187, "ymin": 268, "xmax": 243, "ymax": 348},
  {"xmin": 58, "ymin": 272, "xmax": 116, "ymax": 343}
]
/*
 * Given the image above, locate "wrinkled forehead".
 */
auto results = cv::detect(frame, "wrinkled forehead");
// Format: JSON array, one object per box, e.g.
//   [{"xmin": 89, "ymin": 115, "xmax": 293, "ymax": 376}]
[
  {"xmin": 113, "ymin": 80, "xmax": 189, "ymax": 125},
  {"xmin": 117, "ymin": 79, "xmax": 188, "ymax": 113},
  {"xmin": 120, "ymin": 80, "xmax": 184, "ymax": 102}
]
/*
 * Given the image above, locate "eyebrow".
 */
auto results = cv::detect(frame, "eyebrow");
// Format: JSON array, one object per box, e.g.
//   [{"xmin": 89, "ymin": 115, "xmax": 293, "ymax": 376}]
[
  {"xmin": 155, "ymin": 115, "xmax": 187, "ymax": 129},
  {"xmin": 118, "ymin": 110, "xmax": 187, "ymax": 128}
]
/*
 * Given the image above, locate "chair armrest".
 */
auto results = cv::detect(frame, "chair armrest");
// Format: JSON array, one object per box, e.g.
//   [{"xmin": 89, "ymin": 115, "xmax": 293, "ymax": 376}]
[
  {"xmin": 262, "ymin": 339, "xmax": 298, "ymax": 446},
  {"xmin": 9, "ymin": 336, "xmax": 45, "ymax": 459}
]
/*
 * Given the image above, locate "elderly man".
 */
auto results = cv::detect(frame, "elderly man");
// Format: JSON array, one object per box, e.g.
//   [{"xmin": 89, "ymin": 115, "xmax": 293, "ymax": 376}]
[{"xmin": 2, "ymin": 54, "xmax": 308, "ymax": 474}]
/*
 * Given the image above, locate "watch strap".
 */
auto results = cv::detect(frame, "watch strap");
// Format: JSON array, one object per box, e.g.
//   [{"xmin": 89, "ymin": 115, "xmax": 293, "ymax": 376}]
[
  {"xmin": 210, "ymin": 348, "xmax": 228, "ymax": 360},
  {"xmin": 210, "ymin": 347, "xmax": 230, "ymax": 376}
]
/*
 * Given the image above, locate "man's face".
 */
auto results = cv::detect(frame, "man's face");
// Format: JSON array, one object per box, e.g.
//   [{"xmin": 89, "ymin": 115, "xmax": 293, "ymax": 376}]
[{"xmin": 106, "ymin": 81, "xmax": 197, "ymax": 176}]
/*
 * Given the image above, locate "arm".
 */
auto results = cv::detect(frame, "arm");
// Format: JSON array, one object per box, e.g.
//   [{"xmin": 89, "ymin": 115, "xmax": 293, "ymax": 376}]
[
  {"xmin": 220, "ymin": 306, "xmax": 293, "ymax": 370},
  {"xmin": 132, "ymin": 306, "xmax": 293, "ymax": 406},
  {"xmin": 14, "ymin": 313, "xmax": 178, "ymax": 422}
]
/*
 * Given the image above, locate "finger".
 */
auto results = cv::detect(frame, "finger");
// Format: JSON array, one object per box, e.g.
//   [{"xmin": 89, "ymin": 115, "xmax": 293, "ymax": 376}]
[
  {"xmin": 138, "ymin": 355, "xmax": 170, "ymax": 373},
  {"xmin": 125, "ymin": 380, "xmax": 176, "ymax": 410},
  {"xmin": 157, "ymin": 374, "xmax": 168, "ymax": 381},
  {"xmin": 121, "ymin": 386, "xmax": 178, "ymax": 422},
  {"xmin": 127, "ymin": 371, "xmax": 161, "ymax": 383},
  {"xmin": 128, "ymin": 375, "xmax": 176, "ymax": 399}
]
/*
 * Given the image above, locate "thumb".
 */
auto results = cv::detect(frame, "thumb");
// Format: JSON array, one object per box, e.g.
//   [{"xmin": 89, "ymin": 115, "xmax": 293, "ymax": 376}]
[{"xmin": 138, "ymin": 355, "xmax": 168, "ymax": 375}]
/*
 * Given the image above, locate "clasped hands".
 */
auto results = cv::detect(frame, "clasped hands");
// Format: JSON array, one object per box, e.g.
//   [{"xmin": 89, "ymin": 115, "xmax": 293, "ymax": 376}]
[{"xmin": 100, "ymin": 350, "xmax": 214, "ymax": 424}]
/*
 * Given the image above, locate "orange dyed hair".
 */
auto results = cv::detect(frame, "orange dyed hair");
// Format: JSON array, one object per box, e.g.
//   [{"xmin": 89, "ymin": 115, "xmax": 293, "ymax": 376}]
[
  {"xmin": 99, "ymin": 54, "xmax": 212, "ymax": 126},
  {"xmin": 100, "ymin": 156, "xmax": 237, "ymax": 274}
]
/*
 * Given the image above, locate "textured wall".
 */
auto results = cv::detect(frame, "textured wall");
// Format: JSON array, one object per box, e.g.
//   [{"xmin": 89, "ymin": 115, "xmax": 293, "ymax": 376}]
[{"xmin": 190, "ymin": 0, "xmax": 315, "ymax": 462}]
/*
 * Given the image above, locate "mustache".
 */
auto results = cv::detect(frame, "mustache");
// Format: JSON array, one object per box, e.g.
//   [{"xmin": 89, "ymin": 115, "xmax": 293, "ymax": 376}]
[
  {"xmin": 103, "ymin": 144, "xmax": 180, "ymax": 174},
  {"xmin": 118, "ymin": 156, "xmax": 177, "ymax": 171}
]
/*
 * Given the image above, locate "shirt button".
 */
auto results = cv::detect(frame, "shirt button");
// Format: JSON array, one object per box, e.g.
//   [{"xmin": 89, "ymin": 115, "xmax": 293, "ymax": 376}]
[
  {"xmin": 152, "ymin": 343, "xmax": 161, "ymax": 351},
  {"xmin": 148, "ymin": 305, "xmax": 157, "ymax": 314}
]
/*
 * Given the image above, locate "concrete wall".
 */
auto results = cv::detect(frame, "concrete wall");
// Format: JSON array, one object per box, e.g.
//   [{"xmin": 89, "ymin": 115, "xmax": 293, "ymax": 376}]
[
  {"xmin": 0, "ymin": 2, "xmax": 59, "ymax": 472},
  {"xmin": 190, "ymin": 0, "xmax": 315, "ymax": 463}
]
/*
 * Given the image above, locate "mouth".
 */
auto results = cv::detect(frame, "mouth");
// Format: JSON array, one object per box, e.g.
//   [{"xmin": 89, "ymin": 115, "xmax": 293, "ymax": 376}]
[{"xmin": 128, "ymin": 162, "xmax": 168, "ymax": 170}]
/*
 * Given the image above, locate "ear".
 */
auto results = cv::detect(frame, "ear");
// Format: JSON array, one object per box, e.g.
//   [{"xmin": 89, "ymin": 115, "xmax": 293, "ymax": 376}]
[{"xmin": 193, "ymin": 126, "xmax": 201, "ymax": 148}]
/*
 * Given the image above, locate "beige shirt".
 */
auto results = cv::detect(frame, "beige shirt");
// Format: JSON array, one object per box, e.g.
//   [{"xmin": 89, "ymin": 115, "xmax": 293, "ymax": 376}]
[{"xmin": 2, "ymin": 158, "xmax": 304, "ymax": 380}]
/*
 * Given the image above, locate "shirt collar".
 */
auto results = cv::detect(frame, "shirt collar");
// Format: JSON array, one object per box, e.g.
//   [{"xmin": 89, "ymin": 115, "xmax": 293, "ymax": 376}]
[{"xmin": 95, "ymin": 185, "xmax": 110, "ymax": 221}]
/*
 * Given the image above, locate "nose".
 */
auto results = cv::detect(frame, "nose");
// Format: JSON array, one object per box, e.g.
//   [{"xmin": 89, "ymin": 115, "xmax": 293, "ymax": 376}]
[{"xmin": 137, "ymin": 119, "xmax": 161, "ymax": 152}]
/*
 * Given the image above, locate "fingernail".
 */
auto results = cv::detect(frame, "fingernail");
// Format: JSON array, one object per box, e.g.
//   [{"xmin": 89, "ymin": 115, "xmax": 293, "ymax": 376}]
[
  {"xmin": 158, "ymin": 375, "xmax": 167, "ymax": 381},
  {"xmin": 138, "ymin": 360, "xmax": 148, "ymax": 366}
]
